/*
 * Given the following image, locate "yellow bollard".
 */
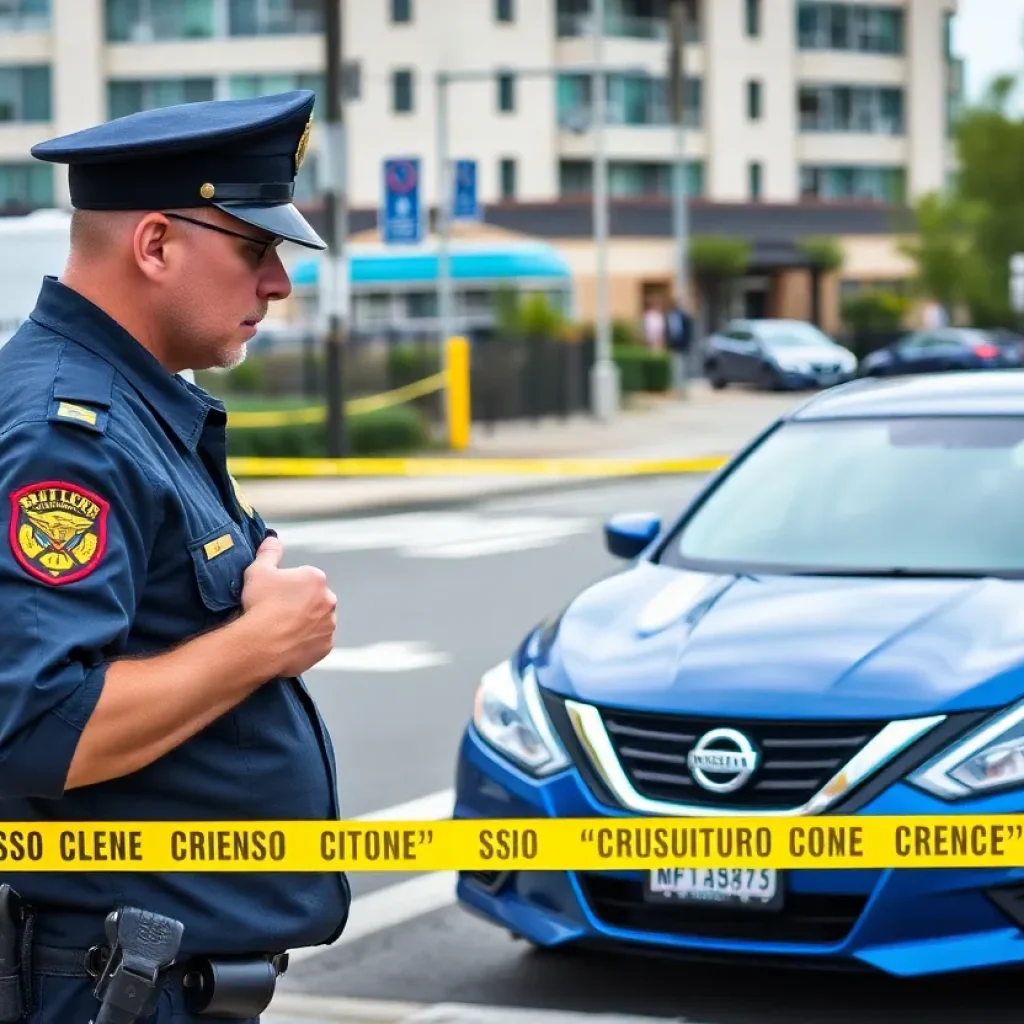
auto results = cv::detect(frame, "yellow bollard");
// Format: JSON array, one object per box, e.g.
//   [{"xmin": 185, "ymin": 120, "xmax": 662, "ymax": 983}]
[{"xmin": 445, "ymin": 335, "xmax": 471, "ymax": 451}]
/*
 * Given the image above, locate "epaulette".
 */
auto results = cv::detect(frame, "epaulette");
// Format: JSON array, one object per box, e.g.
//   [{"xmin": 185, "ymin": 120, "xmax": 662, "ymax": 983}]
[{"xmin": 47, "ymin": 345, "xmax": 116, "ymax": 436}]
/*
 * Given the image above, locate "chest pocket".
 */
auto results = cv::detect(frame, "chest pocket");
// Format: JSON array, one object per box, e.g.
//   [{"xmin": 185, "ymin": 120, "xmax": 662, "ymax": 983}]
[{"xmin": 188, "ymin": 522, "xmax": 253, "ymax": 613}]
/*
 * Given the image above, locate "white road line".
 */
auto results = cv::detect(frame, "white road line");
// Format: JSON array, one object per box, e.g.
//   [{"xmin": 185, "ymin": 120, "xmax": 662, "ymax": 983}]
[
  {"xmin": 308, "ymin": 643, "xmax": 452, "ymax": 673},
  {"xmin": 287, "ymin": 789, "xmax": 456, "ymax": 965}
]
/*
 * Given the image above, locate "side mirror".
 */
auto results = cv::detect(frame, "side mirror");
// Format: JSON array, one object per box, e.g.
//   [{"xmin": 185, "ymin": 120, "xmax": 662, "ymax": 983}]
[{"xmin": 604, "ymin": 513, "xmax": 661, "ymax": 560}]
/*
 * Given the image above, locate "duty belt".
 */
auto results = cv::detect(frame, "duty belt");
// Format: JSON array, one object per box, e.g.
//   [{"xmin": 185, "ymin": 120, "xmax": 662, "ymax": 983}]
[{"xmin": 0, "ymin": 886, "xmax": 288, "ymax": 1022}]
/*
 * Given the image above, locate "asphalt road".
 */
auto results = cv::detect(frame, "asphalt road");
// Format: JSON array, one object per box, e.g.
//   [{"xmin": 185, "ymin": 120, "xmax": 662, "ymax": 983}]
[{"xmin": 266, "ymin": 476, "xmax": 1024, "ymax": 1021}]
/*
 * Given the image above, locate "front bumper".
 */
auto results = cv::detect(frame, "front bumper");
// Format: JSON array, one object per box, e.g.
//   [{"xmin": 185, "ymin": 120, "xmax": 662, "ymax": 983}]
[{"xmin": 454, "ymin": 724, "xmax": 1024, "ymax": 977}]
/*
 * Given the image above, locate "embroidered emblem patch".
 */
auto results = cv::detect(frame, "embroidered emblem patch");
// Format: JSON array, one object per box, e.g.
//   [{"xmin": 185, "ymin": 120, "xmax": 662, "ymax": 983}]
[{"xmin": 10, "ymin": 481, "xmax": 109, "ymax": 585}]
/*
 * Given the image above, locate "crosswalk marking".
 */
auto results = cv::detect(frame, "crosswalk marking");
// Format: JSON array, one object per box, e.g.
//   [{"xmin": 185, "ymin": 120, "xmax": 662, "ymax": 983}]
[
  {"xmin": 308, "ymin": 642, "xmax": 452, "ymax": 673},
  {"xmin": 275, "ymin": 511, "xmax": 592, "ymax": 560}
]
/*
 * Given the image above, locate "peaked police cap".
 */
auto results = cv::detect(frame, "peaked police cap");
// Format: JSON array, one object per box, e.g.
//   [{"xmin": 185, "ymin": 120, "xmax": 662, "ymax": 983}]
[{"xmin": 30, "ymin": 89, "xmax": 325, "ymax": 250}]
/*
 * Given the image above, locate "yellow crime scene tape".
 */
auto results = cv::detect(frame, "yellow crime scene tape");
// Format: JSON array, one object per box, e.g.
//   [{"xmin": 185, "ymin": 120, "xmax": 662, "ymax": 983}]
[
  {"xmin": 226, "ymin": 372, "xmax": 448, "ymax": 429},
  {"xmin": 226, "ymin": 456, "xmax": 731, "ymax": 478},
  {"xmin": 2, "ymin": 817, "xmax": 1024, "ymax": 872}
]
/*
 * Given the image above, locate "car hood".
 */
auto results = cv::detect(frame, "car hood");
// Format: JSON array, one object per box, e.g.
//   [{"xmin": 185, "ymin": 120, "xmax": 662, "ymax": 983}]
[{"xmin": 530, "ymin": 562, "xmax": 1024, "ymax": 718}]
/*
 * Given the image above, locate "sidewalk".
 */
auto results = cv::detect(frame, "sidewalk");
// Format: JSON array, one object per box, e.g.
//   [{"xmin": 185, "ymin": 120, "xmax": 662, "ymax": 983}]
[
  {"xmin": 263, "ymin": 991, "xmax": 669, "ymax": 1023},
  {"xmin": 242, "ymin": 383, "xmax": 803, "ymax": 522}
]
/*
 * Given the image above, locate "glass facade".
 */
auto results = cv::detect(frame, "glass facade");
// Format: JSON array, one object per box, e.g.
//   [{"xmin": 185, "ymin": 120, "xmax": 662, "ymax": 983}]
[
  {"xmin": 557, "ymin": 72, "xmax": 701, "ymax": 129},
  {"xmin": 106, "ymin": 0, "xmax": 215, "ymax": 41},
  {"xmin": 228, "ymin": 0, "xmax": 322, "ymax": 36},
  {"xmin": 800, "ymin": 165, "xmax": 906, "ymax": 203},
  {"xmin": 799, "ymin": 84, "xmax": 904, "ymax": 134},
  {"xmin": 559, "ymin": 158, "xmax": 705, "ymax": 198},
  {"xmin": 108, "ymin": 77, "xmax": 215, "ymax": 119},
  {"xmin": 797, "ymin": 2, "xmax": 904, "ymax": 54},
  {"xmin": 556, "ymin": 0, "xmax": 699, "ymax": 42},
  {"xmin": 0, "ymin": 0, "xmax": 49, "ymax": 32},
  {"xmin": 0, "ymin": 66, "xmax": 51, "ymax": 122},
  {"xmin": 0, "ymin": 163, "xmax": 53, "ymax": 211}
]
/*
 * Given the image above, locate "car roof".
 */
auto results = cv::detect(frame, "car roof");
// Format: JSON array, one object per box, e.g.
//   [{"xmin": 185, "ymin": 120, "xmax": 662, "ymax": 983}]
[{"xmin": 787, "ymin": 370, "xmax": 1024, "ymax": 420}]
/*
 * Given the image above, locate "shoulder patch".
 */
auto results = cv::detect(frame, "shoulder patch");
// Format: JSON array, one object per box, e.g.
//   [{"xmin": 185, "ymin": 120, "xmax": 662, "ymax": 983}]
[{"xmin": 9, "ymin": 481, "xmax": 109, "ymax": 585}]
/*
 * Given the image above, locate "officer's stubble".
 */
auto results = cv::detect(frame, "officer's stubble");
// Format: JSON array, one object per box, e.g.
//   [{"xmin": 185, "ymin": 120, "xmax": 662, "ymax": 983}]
[{"xmin": 62, "ymin": 208, "xmax": 285, "ymax": 375}]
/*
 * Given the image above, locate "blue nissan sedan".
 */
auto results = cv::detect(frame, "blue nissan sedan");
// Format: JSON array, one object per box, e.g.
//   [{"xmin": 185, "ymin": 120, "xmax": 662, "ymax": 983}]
[{"xmin": 454, "ymin": 370, "xmax": 1024, "ymax": 977}]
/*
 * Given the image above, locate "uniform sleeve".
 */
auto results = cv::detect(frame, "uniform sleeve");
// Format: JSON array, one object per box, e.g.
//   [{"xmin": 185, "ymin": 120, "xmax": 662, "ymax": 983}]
[{"xmin": 0, "ymin": 419, "xmax": 156, "ymax": 800}]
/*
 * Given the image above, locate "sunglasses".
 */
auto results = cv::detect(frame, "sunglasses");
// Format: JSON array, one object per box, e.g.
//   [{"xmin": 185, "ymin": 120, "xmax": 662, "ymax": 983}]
[{"xmin": 163, "ymin": 212, "xmax": 280, "ymax": 264}]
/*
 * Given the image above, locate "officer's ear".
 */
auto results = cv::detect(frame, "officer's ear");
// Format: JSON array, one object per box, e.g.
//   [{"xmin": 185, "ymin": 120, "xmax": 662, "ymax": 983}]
[{"xmin": 132, "ymin": 213, "xmax": 177, "ymax": 282}]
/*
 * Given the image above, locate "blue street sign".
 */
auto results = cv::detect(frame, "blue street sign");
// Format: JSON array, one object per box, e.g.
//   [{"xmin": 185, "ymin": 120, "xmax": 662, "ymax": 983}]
[
  {"xmin": 451, "ymin": 159, "xmax": 480, "ymax": 221},
  {"xmin": 380, "ymin": 157, "xmax": 423, "ymax": 244}
]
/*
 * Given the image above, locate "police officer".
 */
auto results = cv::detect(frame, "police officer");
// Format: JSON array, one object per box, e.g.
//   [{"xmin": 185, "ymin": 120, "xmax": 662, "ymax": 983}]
[{"xmin": 0, "ymin": 90, "xmax": 349, "ymax": 1022}]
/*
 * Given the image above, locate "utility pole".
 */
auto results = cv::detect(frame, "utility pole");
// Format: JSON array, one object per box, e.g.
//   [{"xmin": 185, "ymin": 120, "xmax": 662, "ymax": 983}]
[
  {"xmin": 589, "ymin": 0, "xmax": 620, "ymax": 422},
  {"xmin": 436, "ymin": 71, "xmax": 452, "ymax": 356},
  {"xmin": 322, "ymin": 0, "xmax": 348, "ymax": 456},
  {"xmin": 668, "ymin": 0, "xmax": 689, "ymax": 318}
]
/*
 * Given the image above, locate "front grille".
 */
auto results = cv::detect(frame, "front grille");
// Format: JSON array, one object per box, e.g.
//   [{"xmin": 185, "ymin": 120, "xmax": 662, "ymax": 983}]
[
  {"xmin": 578, "ymin": 875, "xmax": 866, "ymax": 944},
  {"xmin": 600, "ymin": 708, "xmax": 885, "ymax": 810}
]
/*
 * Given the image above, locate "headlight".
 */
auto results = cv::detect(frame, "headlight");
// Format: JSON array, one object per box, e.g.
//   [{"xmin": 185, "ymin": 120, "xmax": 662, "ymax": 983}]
[
  {"xmin": 910, "ymin": 701, "xmax": 1024, "ymax": 799},
  {"xmin": 472, "ymin": 659, "xmax": 569, "ymax": 776}
]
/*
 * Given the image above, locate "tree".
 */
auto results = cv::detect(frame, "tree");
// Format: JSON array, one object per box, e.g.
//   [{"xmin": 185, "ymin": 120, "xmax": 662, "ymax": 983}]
[
  {"xmin": 689, "ymin": 235, "xmax": 751, "ymax": 332},
  {"xmin": 898, "ymin": 190, "xmax": 987, "ymax": 317},
  {"xmin": 797, "ymin": 236, "xmax": 844, "ymax": 328}
]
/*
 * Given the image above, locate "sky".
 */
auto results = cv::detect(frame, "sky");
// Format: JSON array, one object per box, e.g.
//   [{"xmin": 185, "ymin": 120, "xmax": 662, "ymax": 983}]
[{"xmin": 954, "ymin": 0, "xmax": 1024, "ymax": 107}]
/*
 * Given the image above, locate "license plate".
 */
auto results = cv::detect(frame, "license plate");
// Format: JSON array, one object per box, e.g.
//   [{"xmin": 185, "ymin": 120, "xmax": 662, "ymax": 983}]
[{"xmin": 645, "ymin": 867, "xmax": 782, "ymax": 908}]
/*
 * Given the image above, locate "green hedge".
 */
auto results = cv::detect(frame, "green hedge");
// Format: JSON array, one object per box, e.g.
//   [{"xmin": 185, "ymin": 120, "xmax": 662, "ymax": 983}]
[
  {"xmin": 226, "ymin": 405, "xmax": 430, "ymax": 458},
  {"xmin": 613, "ymin": 346, "xmax": 672, "ymax": 393}
]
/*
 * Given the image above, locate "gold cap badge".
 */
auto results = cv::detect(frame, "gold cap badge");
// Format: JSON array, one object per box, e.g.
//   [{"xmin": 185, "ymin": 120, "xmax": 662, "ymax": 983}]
[
  {"xmin": 295, "ymin": 116, "xmax": 312, "ymax": 170},
  {"xmin": 200, "ymin": 182, "xmax": 215, "ymax": 199}
]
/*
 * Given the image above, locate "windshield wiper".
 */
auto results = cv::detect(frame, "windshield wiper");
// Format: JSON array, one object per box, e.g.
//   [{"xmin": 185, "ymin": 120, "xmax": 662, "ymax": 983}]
[{"xmin": 799, "ymin": 567, "xmax": 986, "ymax": 579}]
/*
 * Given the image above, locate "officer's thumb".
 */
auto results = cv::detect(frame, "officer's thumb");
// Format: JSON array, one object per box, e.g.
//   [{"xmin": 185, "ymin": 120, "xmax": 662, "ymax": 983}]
[{"xmin": 252, "ymin": 534, "xmax": 283, "ymax": 570}]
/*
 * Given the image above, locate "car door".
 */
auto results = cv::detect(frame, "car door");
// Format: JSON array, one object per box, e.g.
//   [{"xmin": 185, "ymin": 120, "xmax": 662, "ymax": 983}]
[
  {"xmin": 891, "ymin": 332, "xmax": 951, "ymax": 374},
  {"xmin": 721, "ymin": 325, "xmax": 761, "ymax": 382}
]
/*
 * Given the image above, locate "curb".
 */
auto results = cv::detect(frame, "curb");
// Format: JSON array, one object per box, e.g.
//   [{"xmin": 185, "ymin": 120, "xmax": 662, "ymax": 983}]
[
  {"xmin": 264, "ymin": 992, "xmax": 673, "ymax": 1022},
  {"xmin": 256, "ymin": 471, "xmax": 696, "ymax": 523}
]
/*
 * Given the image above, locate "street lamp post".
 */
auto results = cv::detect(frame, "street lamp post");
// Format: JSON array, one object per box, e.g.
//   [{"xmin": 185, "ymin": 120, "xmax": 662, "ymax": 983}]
[
  {"xmin": 322, "ymin": 0, "xmax": 349, "ymax": 456},
  {"xmin": 433, "ymin": 57, "xmax": 635, "ymax": 424},
  {"xmin": 589, "ymin": 0, "xmax": 620, "ymax": 422}
]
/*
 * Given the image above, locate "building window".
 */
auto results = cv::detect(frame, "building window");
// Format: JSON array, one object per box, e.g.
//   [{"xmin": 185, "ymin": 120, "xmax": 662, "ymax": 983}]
[
  {"xmin": 558, "ymin": 158, "xmax": 705, "ymax": 199},
  {"xmin": 392, "ymin": 69, "xmax": 414, "ymax": 113},
  {"xmin": 800, "ymin": 164, "xmax": 906, "ymax": 203},
  {"xmin": 229, "ymin": 72, "xmax": 325, "ymax": 108},
  {"xmin": 500, "ymin": 158, "xmax": 516, "ymax": 199},
  {"xmin": 391, "ymin": 0, "xmax": 411, "ymax": 23},
  {"xmin": 745, "ymin": 0, "xmax": 760, "ymax": 37},
  {"xmin": 0, "ymin": 66, "xmax": 51, "ymax": 122},
  {"xmin": 106, "ymin": 0, "xmax": 216, "ymax": 41},
  {"xmin": 497, "ymin": 72, "xmax": 515, "ymax": 113},
  {"xmin": 799, "ymin": 84, "xmax": 903, "ymax": 134},
  {"xmin": 0, "ymin": 162, "xmax": 53, "ymax": 211},
  {"xmin": 107, "ymin": 77, "xmax": 215, "ymax": 119},
  {"xmin": 557, "ymin": 0, "xmax": 700, "ymax": 41},
  {"xmin": 749, "ymin": 161, "xmax": 763, "ymax": 200},
  {"xmin": 228, "ymin": 0, "xmax": 323, "ymax": 36},
  {"xmin": 747, "ymin": 79, "xmax": 762, "ymax": 120},
  {"xmin": 557, "ymin": 72, "xmax": 701, "ymax": 130},
  {"xmin": 797, "ymin": 3, "xmax": 904, "ymax": 55},
  {"xmin": 0, "ymin": 0, "xmax": 50, "ymax": 32},
  {"xmin": 496, "ymin": 0, "xmax": 513, "ymax": 22}
]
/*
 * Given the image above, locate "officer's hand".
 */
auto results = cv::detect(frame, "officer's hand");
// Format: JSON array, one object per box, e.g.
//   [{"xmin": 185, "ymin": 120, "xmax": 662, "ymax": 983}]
[{"xmin": 240, "ymin": 535, "xmax": 337, "ymax": 677}]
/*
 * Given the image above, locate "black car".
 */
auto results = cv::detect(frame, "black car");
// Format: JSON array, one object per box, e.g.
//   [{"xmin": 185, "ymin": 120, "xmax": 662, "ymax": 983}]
[{"xmin": 703, "ymin": 319, "xmax": 858, "ymax": 391}]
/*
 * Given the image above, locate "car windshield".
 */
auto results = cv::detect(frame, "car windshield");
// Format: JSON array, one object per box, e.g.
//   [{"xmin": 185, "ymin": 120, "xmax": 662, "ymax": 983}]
[
  {"xmin": 660, "ymin": 416, "xmax": 1024, "ymax": 577},
  {"xmin": 756, "ymin": 323, "xmax": 833, "ymax": 348}
]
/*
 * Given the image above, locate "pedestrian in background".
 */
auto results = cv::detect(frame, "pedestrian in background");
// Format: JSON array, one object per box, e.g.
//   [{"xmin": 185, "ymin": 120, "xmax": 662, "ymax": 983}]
[{"xmin": 665, "ymin": 296, "xmax": 694, "ymax": 397}]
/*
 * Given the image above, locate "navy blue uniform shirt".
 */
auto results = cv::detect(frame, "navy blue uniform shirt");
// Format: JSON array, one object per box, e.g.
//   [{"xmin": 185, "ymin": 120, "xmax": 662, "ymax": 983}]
[{"xmin": 0, "ymin": 277, "xmax": 350, "ymax": 955}]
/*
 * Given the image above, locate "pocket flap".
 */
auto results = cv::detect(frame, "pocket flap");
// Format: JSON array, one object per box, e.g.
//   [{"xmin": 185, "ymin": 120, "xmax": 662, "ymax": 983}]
[{"xmin": 188, "ymin": 523, "xmax": 250, "ymax": 613}]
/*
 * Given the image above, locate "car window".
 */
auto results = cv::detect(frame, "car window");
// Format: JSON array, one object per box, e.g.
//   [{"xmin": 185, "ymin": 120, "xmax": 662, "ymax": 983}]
[
  {"xmin": 658, "ymin": 416, "xmax": 1024, "ymax": 576},
  {"xmin": 756, "ymin": 323, "xmax": 834, "ymax": 348}
]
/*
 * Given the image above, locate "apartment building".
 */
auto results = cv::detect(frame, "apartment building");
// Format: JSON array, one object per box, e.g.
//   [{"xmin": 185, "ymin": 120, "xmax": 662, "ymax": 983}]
[{"xmin": 0, "ymin": 0, "xmax": 962, "ymax": 331}]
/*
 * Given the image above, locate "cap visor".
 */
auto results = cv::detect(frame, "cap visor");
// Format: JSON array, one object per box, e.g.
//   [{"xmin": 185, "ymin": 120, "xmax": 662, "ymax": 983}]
[{"xmin": 215, "ymin": 202, "xmax": 327, "ymax": 250}]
